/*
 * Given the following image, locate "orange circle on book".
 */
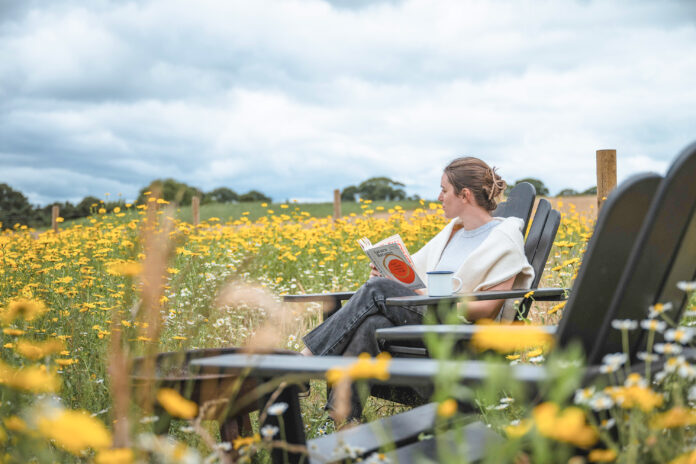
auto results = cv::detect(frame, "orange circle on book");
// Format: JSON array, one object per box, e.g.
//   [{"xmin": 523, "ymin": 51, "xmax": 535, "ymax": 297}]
[{"xmin": 385, "ymin": 255, "xmax": 416, "ymax": 284}]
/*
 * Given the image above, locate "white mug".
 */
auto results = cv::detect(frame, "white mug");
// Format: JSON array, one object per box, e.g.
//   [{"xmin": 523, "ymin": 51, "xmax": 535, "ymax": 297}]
[{"xmin": 426, "ymin": 271, "xmax": 463, "ymax": 297}]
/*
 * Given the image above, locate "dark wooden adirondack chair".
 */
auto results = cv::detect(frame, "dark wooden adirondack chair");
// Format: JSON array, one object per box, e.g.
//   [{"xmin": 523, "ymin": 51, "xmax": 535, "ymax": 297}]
[
  {"xmin": 283, "ymin": 182, "xmax": 537, "ymax": 319},
  {"xmin": 380, "ymin": 197, "xmax": 560, "ymax": 359},
  {"xmin": 376, "ymin": 171, "xmax": 662, "ymax": 362},
  {"xmin": 366, "ymin": 171, "xmax": 657, "ymax": 407},
  {"xmin": 188, "ymin": 141, "xmax": 696, "ymax": 463}
]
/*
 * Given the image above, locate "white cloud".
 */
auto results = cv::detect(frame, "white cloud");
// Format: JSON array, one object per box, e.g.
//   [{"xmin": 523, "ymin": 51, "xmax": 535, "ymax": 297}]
[{"xmin": 0, "ymin": 0, "xmax": 695, "ymax": 204}]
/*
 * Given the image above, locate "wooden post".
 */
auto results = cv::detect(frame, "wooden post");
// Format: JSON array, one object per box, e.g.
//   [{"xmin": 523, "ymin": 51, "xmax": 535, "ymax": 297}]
[
  {"xmin": 596, "ymin": 149, "xmax": 617, "ymax": 210},
  {"xmin": 333, "ymin": 189, "xmax": 341, "ymax": 220},
  {"xmin": 192, "ymin": 196, "xmax": 200, "ymax": 226},
  {"xmin": 51, "ymin": 205, "xmax": 59, "ymax": 233}
]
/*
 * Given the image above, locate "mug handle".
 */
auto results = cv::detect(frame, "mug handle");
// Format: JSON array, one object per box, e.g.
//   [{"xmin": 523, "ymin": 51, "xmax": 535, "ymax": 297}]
[{"xmin": 452, "ymin": 276, "xmax": 463, "ymax": 293}]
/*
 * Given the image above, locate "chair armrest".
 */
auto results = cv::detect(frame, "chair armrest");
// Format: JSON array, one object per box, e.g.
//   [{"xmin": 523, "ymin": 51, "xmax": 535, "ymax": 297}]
[
  {"xmin": 376, "ymin": 324, "xmax": 558, "ymax": 346},
  {"xmin": 385, "ymin": 287, "xmax": 569, "ymax": 307},
  {"xmin": 283, "ymin": 292, "xmax": 356, "ymax": 303},
  {"xmin": 190, "ymin": 353, "xmax": 551, "ymax": 387},
  {"xmin": 283, "ymin": 292, "xmax": 356, "ymax": 318}
]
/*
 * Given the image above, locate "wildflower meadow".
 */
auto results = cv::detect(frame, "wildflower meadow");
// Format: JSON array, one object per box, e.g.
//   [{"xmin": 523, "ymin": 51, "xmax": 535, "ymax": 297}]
[{"xmin": 1, "ymin": 195, "xmax": 695, "ymax": 463}]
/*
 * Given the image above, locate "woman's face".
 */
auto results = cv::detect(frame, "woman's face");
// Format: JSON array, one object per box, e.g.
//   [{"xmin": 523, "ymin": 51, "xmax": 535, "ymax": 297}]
[{"xmin": 438, "ymin": 173, "xmax": 467, "ymax": 219}]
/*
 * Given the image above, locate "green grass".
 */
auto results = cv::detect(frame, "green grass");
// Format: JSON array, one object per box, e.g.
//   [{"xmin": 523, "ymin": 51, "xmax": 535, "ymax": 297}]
[{"xmin": 51, "ymin": 200, "xmax": 428, "ymax": 230}]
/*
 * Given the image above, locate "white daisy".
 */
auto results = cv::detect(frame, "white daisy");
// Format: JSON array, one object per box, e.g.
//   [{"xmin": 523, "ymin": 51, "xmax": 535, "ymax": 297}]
[
  {"xmin": 677, "ymin": 281, "xmax": 696, "ymax": 292},
  {"xmin": 602, "ymin": 353, "xmax": 628, "ymax": 368},
  {"xmin": 637, "ymin": 352, "xmax": 660, "ymax": 362},
  {"xmin": 611, "ymin": 319, "xmax": 638, "ymax": 331},
  {"xmin": 574, "ymin": 387, "xmax": 596, "ymax": 405},
  {"xmin": 665, "ymin": 328, "xmax": 694, "ymax": 344},
  {"xmin": 640, "ymin": 319, "xmax": 667, "ymax": 332},
  {"xmin": 648, "ymin": 302, "xmax": 673, "ymax": 319},
  {"xmin": 267, "ymin": 402, "xmax": 289, "ymax": 416},
  {"xmin": 589, "ymin": 394, "xmax": 614, "ymax": 411},
  {"xmin": 654, "ymin": 343, "xmax": 683, "ymax": 355},
  {"xmin": 600, "ymin": 418, "xmax": 616, "ymax": 430},
  {"xmin": 261, "ymin": 425, "xmax": 279, "ymax": 440}
]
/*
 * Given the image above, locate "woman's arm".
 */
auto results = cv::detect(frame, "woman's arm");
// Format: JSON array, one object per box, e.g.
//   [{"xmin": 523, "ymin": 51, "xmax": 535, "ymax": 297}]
[{"xmin": 463, "ymin": 275, "xmax": 517, "ymax": 321}]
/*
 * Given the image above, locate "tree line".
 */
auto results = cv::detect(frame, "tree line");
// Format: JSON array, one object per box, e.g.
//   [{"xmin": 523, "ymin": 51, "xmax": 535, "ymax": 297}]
[
  {"xmin": 0, "ymin": 176, "xmax": 596, "ymax": 230},
  {"xmin": 0, "ymin": 178, "xmax": 272, "ymax": 230}
]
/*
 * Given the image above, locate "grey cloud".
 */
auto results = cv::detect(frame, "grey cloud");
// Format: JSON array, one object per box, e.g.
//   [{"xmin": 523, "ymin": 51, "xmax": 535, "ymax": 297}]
[{"xmin": 1, "ymin": 0, "xmax": 695, "ymax": 205}]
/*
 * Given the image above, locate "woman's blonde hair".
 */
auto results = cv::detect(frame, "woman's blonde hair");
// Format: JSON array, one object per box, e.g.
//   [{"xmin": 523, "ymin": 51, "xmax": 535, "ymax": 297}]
[{"xmin": 444, "ymin": 157, "xmax": 507, "ymax": 212}]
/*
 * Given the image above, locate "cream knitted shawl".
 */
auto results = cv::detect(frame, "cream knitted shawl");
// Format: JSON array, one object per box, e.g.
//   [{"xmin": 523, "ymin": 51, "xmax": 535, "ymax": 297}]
[{"xmin": 411, "ymin": 216, "xmax": 534, "ymax": 321}]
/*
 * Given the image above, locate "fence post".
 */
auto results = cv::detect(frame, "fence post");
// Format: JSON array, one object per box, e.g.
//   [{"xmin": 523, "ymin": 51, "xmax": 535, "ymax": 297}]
[
  {"xmin": 51, "ymin": 205, "xmax": 60, "ymax": 233},
  {"xmin": 596, "ymin": 149, "xmax": 617, "ymax": 210},
  {"xmin": 192, "ymin": 196, "xmax": 200, "ymax": 226},
  {"xmin": 333, "ymin": 189, "xmax": 341, "ymax": 220}
]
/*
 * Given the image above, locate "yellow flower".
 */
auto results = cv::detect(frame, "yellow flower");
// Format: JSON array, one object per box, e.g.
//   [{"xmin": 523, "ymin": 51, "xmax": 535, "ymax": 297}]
[
  {"xmin": 326, "ymin": 352, "xmax": 391, "ymax": 385},
  {"xmin": 547, "ymin": 302, "xmax": 566, "ymax": 315},
  {"xmin": 526, "ymin": 348, "xmax": 543, "ymax": 358},
  {"xmin": 0, "ymin": 361, "xmax": 60, "ymax": 393},
  {"xmin": 233, "ymin": 433, "xmax": 260, "ymax": 450},
  {"xmin": 55, "ymin": 358, "xmax": 78, "ymax": 366},
  {"xmin": 3, "ymin": 298, "xmax": 48, "ymax": 322},
  {"xmin": 107, "ymin": 261, "xmax": 142, "ymax": 277},
  {"xmin": 533, "ymin": 402, "xmax": 598, "ymax": 448},
  {"xmin": 588, "ymin": 449, "xmax": 617, "ymax": 462},
  {"xmin": 4, "ymin": 415, "xmax": 27, "ymax": 432},
  {"xmin": 2, "ymin": 328, "xmax": 25, "ymax": 336},
  {"xmin": 157, "ymin": 388, "xmax": 198, "ymax": 419},
  {"xmin": 524, "ymin": 290, "xmax": 535, "ymax": 298},
  {"xmin": 505, "ymin": 418, "xmax": 532, "ymax": 438},
  {"xmin": 470, "ymin": 323, "xmax": 554, "ymax": 354},
  {"xmin": 437, "ymin": 399, "xmax": 457, "ymax": 418},
  {"xmin": 650, "ymin": 407, "xmax": 696, "ymax": 429},
  {"xmin": 607, "ymin": 386, "xmax": 663, "ymax": 412},
  {"xmin": 16, "ymin": 339, "xmax": 65, "ymax": 360},
  {"xmin": 113, "ymin": 207, "xmax": 121, "ymax": 214},
  {"xmin": 38, "ymin": 410, "xmax": 112, "ymax": 455},
  {"xmin": 95, "ymin": 448, "xmax": 134, "ymax": 464},
  {"xmin": 670, "ymin": 450, "xmax": 696, "ymax": 464},
  {"xmin": 56, "ymin": 217, "xmax": 64, "ymax": 223}
]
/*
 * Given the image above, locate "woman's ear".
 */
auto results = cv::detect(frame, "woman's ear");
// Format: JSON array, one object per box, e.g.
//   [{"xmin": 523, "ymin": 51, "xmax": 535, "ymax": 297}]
[{"xmin": 459, "ymin": 187, "xmax": 472, "ymax": 203}]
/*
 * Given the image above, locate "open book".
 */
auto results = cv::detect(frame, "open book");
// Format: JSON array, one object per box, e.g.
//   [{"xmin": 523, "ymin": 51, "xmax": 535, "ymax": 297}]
[{"xmin": 357, "ymin": 234, "xmax": 425, "ymax": 290}]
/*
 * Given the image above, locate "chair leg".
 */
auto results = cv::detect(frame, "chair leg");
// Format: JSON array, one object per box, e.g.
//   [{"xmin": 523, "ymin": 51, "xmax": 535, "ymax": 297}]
[{"xmin": 219, "ymin": 413, "xmax": 253, "ymax": 459}]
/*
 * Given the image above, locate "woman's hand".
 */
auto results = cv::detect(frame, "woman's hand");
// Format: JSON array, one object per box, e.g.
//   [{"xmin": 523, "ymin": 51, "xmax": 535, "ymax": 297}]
[{"xmin": 368, "ymin": 263, "xmax": 382, "ymax": 278}]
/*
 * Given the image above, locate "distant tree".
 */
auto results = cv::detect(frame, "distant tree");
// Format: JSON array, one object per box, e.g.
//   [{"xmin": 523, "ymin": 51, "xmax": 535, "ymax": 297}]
[
  {"xmin": 341, "ymin": 186, "xmax": 360, "ymax": 202},
  {"xmin": 556, "ymin": 188, "xmax": 580, "ymax": 197},
  {"xmin": 342, "ymin": 177, "xmax": 407, "ymax": 202},
  {"xmin": 581, "ymin": 186, "xmax": 598, "ymax": 195},
  {"xmin": 206, "ymin": 187, "xmax": 239, "ymax": 203},
  {"xmin": 0, "ymin": 183, "xmax": 37, "ymax": 229},
  {"xmin": 358, "ymin": 177, "xmax": 407, "ymax": 201},
  {"xmin": 238, "ymin": 190, "xmax": 272, "ymax": 202},
  {"xmin": 507, "ymin": 178, "xmax": 549, "ymax": 196},
  {"xmin": 136, "ymin": 179, "xmax": 204, "ymax": 206},
  {"xmin": 76, "ymin": 196, "xmax": 103, "ymax": 216}
]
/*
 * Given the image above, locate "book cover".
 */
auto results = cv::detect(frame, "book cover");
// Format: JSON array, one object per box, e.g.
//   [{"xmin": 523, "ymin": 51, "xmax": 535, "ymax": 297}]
[{"xmin": 357, "ymin": 234, "xmax": 425, "ymax": 289}]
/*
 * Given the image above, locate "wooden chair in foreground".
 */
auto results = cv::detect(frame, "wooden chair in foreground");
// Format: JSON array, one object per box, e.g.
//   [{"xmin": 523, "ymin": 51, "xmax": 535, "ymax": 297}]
[{"xmin": 188, "ymin": 140, "xmax": 696, "ymax": 463}]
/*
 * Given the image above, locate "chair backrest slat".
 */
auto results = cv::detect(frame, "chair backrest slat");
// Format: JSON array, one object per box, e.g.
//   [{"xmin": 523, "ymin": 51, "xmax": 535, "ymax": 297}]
[
  {"xmin": 517, "ymin": 200, "xmax": 561, "ymax": 319},
  {"xmin": 555, "ymin": 172, "xmax": 662, "ymax": 359},
  {"xmin": 524, "ymin": 199, "xmax": 551, "ymax": 262},
  {"xmin": 493, "ymin": 182, "xmax": 536, "ymax": 233}
]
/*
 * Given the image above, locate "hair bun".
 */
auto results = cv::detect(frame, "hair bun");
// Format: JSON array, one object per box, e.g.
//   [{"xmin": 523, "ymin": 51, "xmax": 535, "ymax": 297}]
[{"xmin": 487, "ymin": 167, "xmax": 507, "ymax": 201}]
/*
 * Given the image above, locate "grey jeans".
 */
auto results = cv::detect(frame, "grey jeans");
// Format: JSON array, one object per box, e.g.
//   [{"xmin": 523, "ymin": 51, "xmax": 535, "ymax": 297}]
[
  {"xmin": 302, "ymin": 277, "xmax": 426, "ymax": 420},
  {"xmin": 303, "ymin": 277, "xmax": 425, "ymax": 356}
]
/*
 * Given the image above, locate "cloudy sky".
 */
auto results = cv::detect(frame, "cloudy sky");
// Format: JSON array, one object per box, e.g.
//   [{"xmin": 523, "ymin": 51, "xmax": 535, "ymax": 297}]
[{"xmin": 1, "ymin": 0, "xmax": 695, "ymax": 205}]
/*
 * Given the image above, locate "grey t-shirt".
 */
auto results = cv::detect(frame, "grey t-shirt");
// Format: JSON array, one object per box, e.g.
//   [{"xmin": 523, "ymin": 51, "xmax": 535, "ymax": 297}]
[{"xmin": 434, "ymin": 219, "xmax": 500, "ymax": 272}]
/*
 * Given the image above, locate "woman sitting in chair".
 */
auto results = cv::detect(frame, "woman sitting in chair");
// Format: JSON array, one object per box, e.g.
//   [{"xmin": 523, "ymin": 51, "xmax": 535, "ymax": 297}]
[{"xmin": 301, "ymin": 157, "xmax": 534, "ymax": 416}]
